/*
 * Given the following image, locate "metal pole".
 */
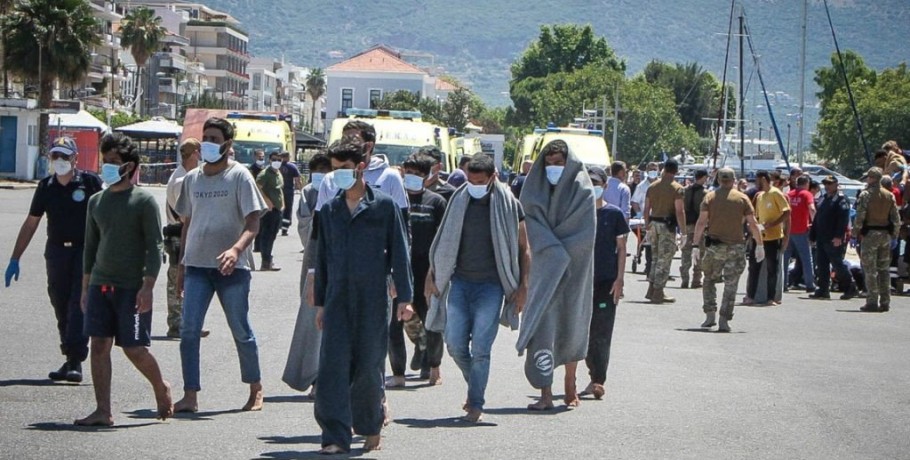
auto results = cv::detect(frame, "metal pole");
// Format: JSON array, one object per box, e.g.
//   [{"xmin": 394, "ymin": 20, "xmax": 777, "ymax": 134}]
[
  {"xmin": 612, "ymin": 83, "xmax": 619, "ymax": 161},
  {"xmin": 797, "ymin": 0, "xmax": 808, "ymax": 168},
  {"xmin": 787, "ymin": 123, "xmax": 791, "ymax": 157}
]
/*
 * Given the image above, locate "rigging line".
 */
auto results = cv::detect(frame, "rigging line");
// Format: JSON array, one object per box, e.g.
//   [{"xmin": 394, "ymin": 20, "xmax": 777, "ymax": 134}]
[
  {"xmin": 822, "ymin": 0, "xmax": 871, "ymax": 166},
  {"xmin": 708, "ymin": 0, "xmax": 738, "ymax": 170},
  {"xmin": 743, "ymin": 12, "xmax": 791, "ymax": 170}
]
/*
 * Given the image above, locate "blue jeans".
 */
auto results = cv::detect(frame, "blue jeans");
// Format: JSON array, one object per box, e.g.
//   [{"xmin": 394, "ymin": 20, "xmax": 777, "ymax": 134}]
[
  {"xmin": 784, "ymin": 233, "xmax": 815, "ymax": 291},
  {"xmin": 180, "ymin": 266, "xmax": 260, "ymax": 391},
  {"xmin": 444, "ymin": 276, "xmax": 504, "ymax": 411}
]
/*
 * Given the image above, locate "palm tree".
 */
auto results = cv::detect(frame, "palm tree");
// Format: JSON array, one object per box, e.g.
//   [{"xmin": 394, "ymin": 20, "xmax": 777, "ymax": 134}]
[
  {"xmin": 119, "ymin": 6, "xmax": 166, "ymax": 116},
  {"xmin": 1, "ymin": 0, "xmax": 99, "ymax": 160},
  {"xmin": 305, "ymin": 68, "xmax": 326, "ymax": 134}
]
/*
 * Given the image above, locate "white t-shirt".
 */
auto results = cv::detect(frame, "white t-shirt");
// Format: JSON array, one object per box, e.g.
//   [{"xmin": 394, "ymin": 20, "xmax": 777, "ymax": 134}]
[
  {"xmin": 165, "ymin": 164, "xmax": 188, "ymax": 225},
  {"xmin": 176, "ymin": 162, "xmax": 266, "ymax": 270},
  {"xmin": 631, "ymin": 179, "xmax": 653, "ymax": 215},
  {"xmin": 315, "ymin": 156, "xmax": 409, "ymax": 210}
]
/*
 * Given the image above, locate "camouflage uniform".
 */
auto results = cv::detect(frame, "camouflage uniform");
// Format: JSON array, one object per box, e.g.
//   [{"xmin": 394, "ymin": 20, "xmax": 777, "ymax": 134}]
[
  {"xmin": 701, "ymin": 243, "xmax": 747, "ymax": 320},
  {"xmin": 164, "ymin": 237, "xmax": 182, "ymax": 336},
  {"xmin": 854, "ymin": 179, "xmax": 901, "ymax": 310},
  {"xmin": 649, "ymin": 222, "xmax": 678, "ymax": 289},
  {"xmin": 680, "ymin": 224, "xmax": 703, "ymax": 286}
]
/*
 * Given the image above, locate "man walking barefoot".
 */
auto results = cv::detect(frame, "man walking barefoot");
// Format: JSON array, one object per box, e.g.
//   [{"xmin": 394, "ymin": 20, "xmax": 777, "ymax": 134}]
[{"xmin": 75, "ymin": 133, "xmax": 172, "ymax": 426}]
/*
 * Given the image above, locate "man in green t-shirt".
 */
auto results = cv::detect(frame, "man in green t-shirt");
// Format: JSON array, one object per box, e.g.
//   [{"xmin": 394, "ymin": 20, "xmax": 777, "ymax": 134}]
[
  {"xmin": 256, "ymin": 151, "xmax": 284, "ymax": 271},
  {"xmin": 75, "ymin": 133, "xmax": 172, "ymax": 426}
]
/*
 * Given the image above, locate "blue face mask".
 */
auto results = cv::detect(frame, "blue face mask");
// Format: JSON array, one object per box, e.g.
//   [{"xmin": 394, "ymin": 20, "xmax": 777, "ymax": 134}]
[
  {"xmin": 404, "ymin": 174, "xmax": 424, "ymax": 192},
  {"xmin": 593, "ymin": 185, "xmax": 604, "ymax": 198},
  {"xmin": 334, "ymin": 169, "xmax": 357, "ymax": 191},
  {"xmin": 200, "ymin": 141, "xmax": 224, "ymax": 163},
  {"xmin": 545, "ymin": 165, "xmax": 565, "ymax": 185},
  {"xmin": 310, "ymin": 172, "xmax": 325, "ymax": 188},
  {"xmin": 101, "ymin": 163, "xmax": 125, "ymax": 186}
]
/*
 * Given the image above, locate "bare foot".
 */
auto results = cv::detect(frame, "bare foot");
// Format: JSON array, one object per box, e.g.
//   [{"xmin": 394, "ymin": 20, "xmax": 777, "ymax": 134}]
[
  {"xmin": 462, "ymin": 400, "xmax": 470, "ymax": 412},
  {"xmin": 428, "ymin": 367, "xmax": 442, "ymax": 386},
  {"xmin": 564, "ymin": 380, "xmax": 578, "ymax": 408},
  {"xmin": 74, "ymin": 409, "xmax": 114, "ymax": 426},
  {"xmin": 382, "ymin": 399, "xmax": 391, "ymax": 426},
  {"xmin": 463, "ymin": 407, "xmax": 483, "ymax": 423},
  {"xmin": 155, "ymin": 381, "xmax": 174, "ymax": 421},
  {"xmin": 527, "ymin": 399, "xmax": 554, "ymax": 411},
  {"xmin": 363, "ymin": 435, "xmax": 382, "ymax": 451},
  {"xmin": 242, "ymin": 383, "xmax": 263, "ymax": 411},
  {"xmin": 174, "ymin": 396, "xmax": 198, "ymax": 413},
  {"xmin": 591, "ymin": 383, "xmax": 605, "ymax": 400},
  {"xmin": 318, "ymin": 444, "xmax": 347, "ymax": 455}
]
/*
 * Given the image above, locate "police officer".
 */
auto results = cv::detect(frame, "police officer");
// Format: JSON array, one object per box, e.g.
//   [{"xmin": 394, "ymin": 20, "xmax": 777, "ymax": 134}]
[
  {"xmin": 4, "ymin": 137, "xmax": 103, "ymax": 381},
  {"xmin": 643, "ymin": 159, "xmax": 686, "ymax": 303},
  {"xmin": 809, "ymin": 175, "xmax": 856, "ymax": 300},
  {"xmin": 854, "ymin": 167, "xmax": 901, "ymax": 312},
  {"xmin": 693, "ymin": 168, "xmax": 764, "ymax": 332},
  {"xmin": 680, "ymin": 169, "xmax": 708, "ymax": 289}
]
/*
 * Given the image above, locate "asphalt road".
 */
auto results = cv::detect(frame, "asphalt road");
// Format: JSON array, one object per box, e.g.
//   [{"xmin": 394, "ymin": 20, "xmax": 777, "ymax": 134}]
[{"xmin": 1, "ymin": 185, "xmax": 908, "ymax": 459}]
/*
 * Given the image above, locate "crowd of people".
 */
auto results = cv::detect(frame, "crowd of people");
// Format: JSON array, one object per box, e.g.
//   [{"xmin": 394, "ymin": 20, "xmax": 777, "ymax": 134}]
[{"xmin": 3, "ymin": 120, "xmax": 908, "ymax": 453}]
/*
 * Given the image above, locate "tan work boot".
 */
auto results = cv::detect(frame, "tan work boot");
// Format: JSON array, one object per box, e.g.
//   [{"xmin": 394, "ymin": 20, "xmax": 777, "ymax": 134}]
[
  {"xmin": 700, "ymin": 311, "xmax": 716, "ymax": 328},
  {"xmin": 650, "ymin": 289, "xmax": 676, "ymax": 304}
]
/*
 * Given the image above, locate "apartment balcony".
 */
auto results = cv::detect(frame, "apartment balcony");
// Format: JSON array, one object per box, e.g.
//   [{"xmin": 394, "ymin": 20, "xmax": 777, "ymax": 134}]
[
  {"xmin": 158, "ymin": 54, "xmax": 187, "ymax": 71},
  {"xmin": 158, "ymin": 79, "xmax": 177, "ymax": 95}
]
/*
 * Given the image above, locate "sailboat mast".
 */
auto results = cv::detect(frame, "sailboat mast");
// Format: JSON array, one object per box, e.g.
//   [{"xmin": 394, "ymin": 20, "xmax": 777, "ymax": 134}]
[
  {"xmin": 797, "ymin": 0, "xmax": 808, "ymax": 168},
  {"xmin": 739, "ymin": 8, "xmax": 745, "ymax": 177}
]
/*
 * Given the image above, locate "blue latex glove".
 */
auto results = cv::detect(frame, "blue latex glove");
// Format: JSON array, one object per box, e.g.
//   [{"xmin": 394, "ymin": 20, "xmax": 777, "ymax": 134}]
[{"xmin": 5, "ymin": 259, "xmax": 19, "ymax": 287}]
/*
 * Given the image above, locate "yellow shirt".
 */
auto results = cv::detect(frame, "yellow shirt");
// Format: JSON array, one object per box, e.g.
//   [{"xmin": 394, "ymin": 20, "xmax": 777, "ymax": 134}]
[{"xmin": 756, "ymin": 187, "xmax": 790, "ymax": 241}]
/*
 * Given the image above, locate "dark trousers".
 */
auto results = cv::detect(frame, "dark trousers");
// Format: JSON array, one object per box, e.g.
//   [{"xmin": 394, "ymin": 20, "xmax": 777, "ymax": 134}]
[
  {"xmin": 388, "ymin": 306, "xmax": 408, "ymax": 376},
  {"xmin": 259, "ymin": 209, "xmax": 281, "ymax": 263},
  {"xmin": 747, "ymin": 239, "xmax": 782, "ymax": 300},
  {"xmin": 281, "ymin": 189, "xmax": 294, "ymax": 230},
  {"xmin": 411, "ymin": 257, "xmax": 442, "ymax": 369},
  {"xmin": 815, "ymin": 240, "xmax": 854, "ymax": 295},
  {"xmin": 44, "ymin": 244, "xmax": 88, "ymax": 362},
  {"xmin": 315, "ymin": 298, "xmax": 389, "ymax": 451},
  {"xmin": 585, "ymin": 279, "xmax": 617, "ymax": 385}
]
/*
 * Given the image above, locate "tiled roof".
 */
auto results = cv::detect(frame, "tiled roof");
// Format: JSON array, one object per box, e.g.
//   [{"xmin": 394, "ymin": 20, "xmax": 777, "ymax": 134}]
[
  {"xmin": 327, "ymin": 46, "xmax": 426, "ymax": 74},
  {"xmin": 435, "ymin": 79, "xmax": 458, "ymax": 91}
]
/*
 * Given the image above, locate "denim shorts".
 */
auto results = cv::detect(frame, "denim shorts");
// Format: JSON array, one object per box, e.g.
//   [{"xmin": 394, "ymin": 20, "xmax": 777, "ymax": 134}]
[{"xmin": 84, "ymin": 284, "xmax": 152, "ymax": 348}]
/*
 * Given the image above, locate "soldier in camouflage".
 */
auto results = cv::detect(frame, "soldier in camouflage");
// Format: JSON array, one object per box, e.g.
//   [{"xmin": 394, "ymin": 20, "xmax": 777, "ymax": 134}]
[
  {"xmin": 854, "ymin": 167, "xmax": 901, "ymax": 312},
  {"xmin": 680, "ymin": 169, "xmax": 709, "ymax": 288},
  {"xmin": 643, "ymin": 159, "xmax": 686, "ymax": 303},
  {"xmin": 693, "ymin": 168, "xmax": 764, "ymax": 332}
]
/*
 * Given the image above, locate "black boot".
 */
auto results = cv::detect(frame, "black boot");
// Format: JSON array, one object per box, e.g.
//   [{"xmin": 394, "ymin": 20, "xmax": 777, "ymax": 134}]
[
  {"xmin": 48, "ymin": 362, "xmax": 70, "ymax": 381},
  {"xmin": 65, "ymin": 361, "xmax": 83, "ymax": 383}
]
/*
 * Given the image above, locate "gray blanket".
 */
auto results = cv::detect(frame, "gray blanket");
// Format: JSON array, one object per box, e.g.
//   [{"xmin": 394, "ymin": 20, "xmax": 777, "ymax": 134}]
[
  {"xmin": 426, "ymin": 180, "xmax": 523, "ymax": 333},
  {"xmin": 281, "ymin": 220, "xmax": 320, "ymax": 392},
  {"xmin": 516, "ymin": 147, "xmax": 595, "ymax": 361}
]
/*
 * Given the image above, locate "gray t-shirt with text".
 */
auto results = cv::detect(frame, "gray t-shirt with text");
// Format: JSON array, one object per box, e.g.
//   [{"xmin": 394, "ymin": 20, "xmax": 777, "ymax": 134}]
[{"xmin": 176, "ymin": 162, "xmax": 266, "ymax": 270}]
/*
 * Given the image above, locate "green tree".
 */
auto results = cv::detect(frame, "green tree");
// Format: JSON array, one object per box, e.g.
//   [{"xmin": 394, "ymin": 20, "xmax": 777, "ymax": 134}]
[
  {"xmin": 642, "ymin": 60, "xmax": 730, "ymax": 136},
  {"xmin": 120, "ymin": 6, "xmax": 166, "ymax": 116},
  {"xmin": 375, "ymin": 90, "xmax": 421, "ymax": 111},
  {"xmin": 612, "ymin": 79, "xmax": 700, "ymax": 167},
  {"xmin": 305, "ymin": 67, "xmax": 325, "ymax": 133},
  {"xmin": 813, "ymin": 63, "xmax": 910, "ymax": 177},
  {"xmin": 440, "ymin": 88, "xmax": 483, "ymax": 131},
  {"xmin": 509, "ymin": 24, "xmax": 626, "ymax": 126},
  {"xmin": 0, "ymin": 0, "xmax": 99, "ymax": 160},
  {"xmin": 814, "ymin": 50, "xmax": 877, "ymax": 116},
  {"xmin": 508, "ymin": 64, "xmax": 624, "ymax": 128}
]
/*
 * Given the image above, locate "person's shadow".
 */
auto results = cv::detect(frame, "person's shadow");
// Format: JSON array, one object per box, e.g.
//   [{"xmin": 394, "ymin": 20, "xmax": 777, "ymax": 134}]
[{"xmin": 0, "ymin": 378, "xmax": 72, "ymax": 387}]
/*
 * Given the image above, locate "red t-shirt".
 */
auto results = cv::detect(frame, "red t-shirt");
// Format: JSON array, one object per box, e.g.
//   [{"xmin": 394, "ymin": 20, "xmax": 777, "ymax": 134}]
[
  {"xmin": 787, "ymin": 188, "xmax": 815, "ymax": 234},
  {"xmin": 891, "ymin": 187, "xmax": 904, "ymax": 207}
]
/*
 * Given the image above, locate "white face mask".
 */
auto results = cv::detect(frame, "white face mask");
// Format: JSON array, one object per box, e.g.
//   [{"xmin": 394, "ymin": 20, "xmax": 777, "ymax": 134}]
[
  {"xmin": 270, "ymin": 160, "xmax": 282, "ymax": 170},
  {"xmin": 466, "ymin": 182, "xmax": 489, "ymax": 199},
  {"xmin": 593, "ymin": 185, "xmax": 604, "ymax": 198},
  {"xmin": 404, "ymin": 174, "xmax": 424, "ymax": 192},
  {"xmin": 52, "ymin": 158, "xmax": 73, "ymax": 176},
  {"xmin": 647, "ymin": 170, "xmax": 658, "ymax": 180},
  {"xmin": 545, "ymin": 165, "xmax": 565, "ymax": 185},
  {"xmin": 255, "ymin": 159, "xmax": 265, "ymax": 166}
]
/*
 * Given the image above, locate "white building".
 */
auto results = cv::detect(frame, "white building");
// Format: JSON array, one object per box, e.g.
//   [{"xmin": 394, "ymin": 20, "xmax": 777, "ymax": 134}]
[{"xmin": 247, "ymin": 57, "xmax": 278, "ymax": 112}]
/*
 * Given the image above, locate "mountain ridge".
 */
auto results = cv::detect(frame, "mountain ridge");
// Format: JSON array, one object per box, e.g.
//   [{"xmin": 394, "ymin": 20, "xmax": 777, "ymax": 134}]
[{"xmin": 204, "ymin": 0, "xmax": 908, "ymax": 132}]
